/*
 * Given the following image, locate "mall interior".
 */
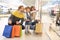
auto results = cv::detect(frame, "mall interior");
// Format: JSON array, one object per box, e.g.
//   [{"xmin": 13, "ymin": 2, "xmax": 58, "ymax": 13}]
[{"xmin": 0, "ymin": 0, "xmax": 60, "ymax": 40}]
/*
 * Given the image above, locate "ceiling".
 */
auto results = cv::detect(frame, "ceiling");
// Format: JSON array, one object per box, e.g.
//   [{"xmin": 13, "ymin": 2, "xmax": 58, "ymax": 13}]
[
  {"xmin": 0, "ymin": 0, "xmax": 59, "ymax": 9},
  {"xmin": 23, "ymin": 0, "xmax": 52, "ymax": 6},
  {"xmin": 0, "ymin": 0, "xmax": 52, "ymax": 6}
]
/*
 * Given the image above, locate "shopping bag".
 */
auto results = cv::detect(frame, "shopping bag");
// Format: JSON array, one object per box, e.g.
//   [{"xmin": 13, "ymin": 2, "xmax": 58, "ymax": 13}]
[
  {"xmin": 11, "ymin": 25, "xmax": 22, "ymax": 38},
  {"xmin": 20, "ymin": 26, "xmax": 22, "ymax": 37},
  {"xmin": 35, "ymin": 23, "xmax": 42, "ymax": 34},
  {"xmin": 3, "ymin": 25, "xmax": 12, "ymax": 38}
]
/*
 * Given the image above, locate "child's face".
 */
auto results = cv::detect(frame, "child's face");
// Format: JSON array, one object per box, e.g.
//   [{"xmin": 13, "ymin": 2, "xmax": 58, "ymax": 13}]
[
  {"xmin": 24, "ymin": 9, "xmax": 26, "ymax": 12},
  {"xmin": 26, "ymin": 8, "xmax": 30, "ymax": 12},
  {"xmin": 19, "ymin": 7, "xmax": 24, "ymax": 12}
]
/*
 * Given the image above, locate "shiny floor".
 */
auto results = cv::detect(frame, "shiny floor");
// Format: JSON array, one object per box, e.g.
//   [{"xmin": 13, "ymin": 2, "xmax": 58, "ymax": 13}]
[{"xmin": 0, "ymin": 14, "xmax": 60, "ymax": 40}]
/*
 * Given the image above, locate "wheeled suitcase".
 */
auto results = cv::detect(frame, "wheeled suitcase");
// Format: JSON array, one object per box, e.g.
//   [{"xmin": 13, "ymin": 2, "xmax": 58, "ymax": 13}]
[
  {"xmin": 3, "ymin": 25, "xmax": 12, "ymax": 38},
  {"xmin": 11, "ymin": 25, "xmax": 22, "ymax": 38},
  {"xmin": 35, "ymin": 23, "xmax": 42, "ymax": 34}
]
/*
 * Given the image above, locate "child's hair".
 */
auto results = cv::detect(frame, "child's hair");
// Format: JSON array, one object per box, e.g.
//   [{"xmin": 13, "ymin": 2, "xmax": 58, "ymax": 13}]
[
  {"xmin": 30, "ymin": 6, "xmax": 36, "ymax": 11},
  {"xmin": 18, "ymin": 5, "xmax": 24, "ymax": 10},
  {"xmin": 25, "ymin": 7, "xmax": 30, "ymax": 10}
]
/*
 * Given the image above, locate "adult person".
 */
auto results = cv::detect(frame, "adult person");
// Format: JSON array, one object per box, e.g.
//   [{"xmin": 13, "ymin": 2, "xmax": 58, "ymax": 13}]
[{"xmin": 8, "ymin": 6, "xmax": 25, "ymax": 29}]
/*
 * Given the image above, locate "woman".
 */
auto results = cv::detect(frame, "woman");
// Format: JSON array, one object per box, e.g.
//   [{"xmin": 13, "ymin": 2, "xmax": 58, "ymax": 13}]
[{"xmin": 8, "ymin": 6, "xmax": 25, "ymax": 29}]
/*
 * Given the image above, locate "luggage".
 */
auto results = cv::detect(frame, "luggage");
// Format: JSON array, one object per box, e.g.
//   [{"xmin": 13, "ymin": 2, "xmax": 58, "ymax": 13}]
[
  {"xmin": 35, "ymin": 23, "xmax": 42, "ymax": 34},
  {"xmin": 11, "ymin": 25, "xmax": 22, "ymax": 38},
  {"xmin": 3, "ymin": 25, "xmax": 12, "ymax": 38}
]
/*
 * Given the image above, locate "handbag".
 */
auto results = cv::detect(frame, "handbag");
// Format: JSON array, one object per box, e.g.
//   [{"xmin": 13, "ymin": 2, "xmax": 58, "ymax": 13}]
[{"xmin": 3, "ymin": 25, "xmax": 12, "ymax": 38}]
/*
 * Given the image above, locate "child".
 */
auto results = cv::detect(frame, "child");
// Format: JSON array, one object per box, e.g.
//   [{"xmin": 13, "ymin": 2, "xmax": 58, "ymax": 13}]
[
  {"xmin": 25, "ymin": 7, "xmax": 31, "ymax": 34},
  {"xmin": 30, "ymin": 6, "xmax": 38, "ymax": 30}
]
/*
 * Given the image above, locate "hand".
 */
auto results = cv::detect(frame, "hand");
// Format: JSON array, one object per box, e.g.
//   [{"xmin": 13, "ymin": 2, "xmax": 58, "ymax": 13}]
[
  {"xmin": 16, "ymin": 21, "xmax": 20, "ymax": 24},
  {"xmin": 8, "ymin": 20, "xmax": 12, "ymax": 24}
]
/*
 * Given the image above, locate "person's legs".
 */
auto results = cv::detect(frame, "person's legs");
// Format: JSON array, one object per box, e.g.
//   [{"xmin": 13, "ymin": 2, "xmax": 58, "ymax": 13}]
[
  {"xmin": 25, "ymin": 25, "xmax": 31, "ymax": 34},
  {"xmin": 27, "ymin": 25, "xmax": 30, "ymax": 31},
  {"xmin": 27, "ymin": 25, "xmax": 31, "ymax": 34},
  {"xmin": 25, "ymin": 25, "xmax": 28, "ymax": 34}
]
